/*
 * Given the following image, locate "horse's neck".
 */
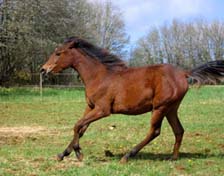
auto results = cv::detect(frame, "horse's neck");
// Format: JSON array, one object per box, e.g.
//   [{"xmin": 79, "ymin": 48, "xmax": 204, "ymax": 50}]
[{"xmin": 72, "ymin": 55, "xmax": 107, "ymax": 87}]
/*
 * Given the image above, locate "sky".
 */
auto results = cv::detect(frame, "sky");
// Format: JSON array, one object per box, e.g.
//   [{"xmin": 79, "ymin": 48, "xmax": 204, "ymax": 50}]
[{"xmin": 92, "ymin": 0, "xmax": 224, "ymax": 43}]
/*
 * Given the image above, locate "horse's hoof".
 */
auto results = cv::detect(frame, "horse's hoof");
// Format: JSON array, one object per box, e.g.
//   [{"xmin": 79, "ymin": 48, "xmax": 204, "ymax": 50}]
[
  {"xmin": 119, "ymin": 157, "xmax": 128, "ymax": 164},
  {"xmin": 78, "ymin": 153, "xmax": 84, "ymax": 161},
  {"xmin": 57, "ymin": 153, "xmax": 64, "ymax": 161},
  {"xmin": 75, "ymin": 151, "xmax": 84, "ymax": 162}
]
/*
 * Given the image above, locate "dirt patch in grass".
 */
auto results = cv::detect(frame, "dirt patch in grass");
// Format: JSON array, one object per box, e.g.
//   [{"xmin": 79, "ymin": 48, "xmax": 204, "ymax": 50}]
[
  {"xmin": 0, "ymin": 126, "xmax": 55, "ymax": 146},
  {"xmin": 0, "ymin": 126, "xmax": 46, "ymax": 135}
]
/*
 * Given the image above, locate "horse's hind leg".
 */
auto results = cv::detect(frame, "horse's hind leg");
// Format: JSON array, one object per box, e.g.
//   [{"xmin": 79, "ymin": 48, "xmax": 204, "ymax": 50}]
[
  {"xmin": 120, "ymin": 108, "xmax": 165, "ymax": 163},
  {"xmin": 166, "ymin": 106, "xmax": 184, "ymax": 160}
]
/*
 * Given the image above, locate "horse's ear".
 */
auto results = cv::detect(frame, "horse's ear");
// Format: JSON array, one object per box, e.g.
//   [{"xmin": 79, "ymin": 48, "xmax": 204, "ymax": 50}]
[{"xmin": 69, "ymin": 40, "xmax": 80, "ymax": 49}]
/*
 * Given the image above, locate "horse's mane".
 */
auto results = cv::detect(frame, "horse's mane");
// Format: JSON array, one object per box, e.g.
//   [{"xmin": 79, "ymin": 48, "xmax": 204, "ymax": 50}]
[{"xmin": 64, "ymin": 37, "xmax": 128, "ymax": 71}]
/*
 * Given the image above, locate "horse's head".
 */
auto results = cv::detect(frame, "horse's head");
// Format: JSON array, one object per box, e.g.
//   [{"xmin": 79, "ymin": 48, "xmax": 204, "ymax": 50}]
[
  {"xmin": 41, "ymin": 36, "xmax": 127, "ymax": 76},
  {"xmin": 40, "ymin": 38, "xmax": 80, "ymax": 75}
]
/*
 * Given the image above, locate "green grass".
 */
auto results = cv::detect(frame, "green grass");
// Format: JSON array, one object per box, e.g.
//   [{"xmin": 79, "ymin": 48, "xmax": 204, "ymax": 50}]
[{"xmin": 0, "ymin": 86, "xmax": 224, "ymax": 176}]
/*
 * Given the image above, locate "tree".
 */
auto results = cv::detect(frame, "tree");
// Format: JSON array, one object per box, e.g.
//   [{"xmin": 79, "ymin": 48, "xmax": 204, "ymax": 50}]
[
  {"xmin": 130, "ymin": 19, "xmax": 224, "ymax": 68},
  {"xmin": 87, "ymin": 0, "xmax": 129, "ymax": 58},
  {"xmin": 0, "ymin": 0, "xmax": 129, "ymax": 86}
]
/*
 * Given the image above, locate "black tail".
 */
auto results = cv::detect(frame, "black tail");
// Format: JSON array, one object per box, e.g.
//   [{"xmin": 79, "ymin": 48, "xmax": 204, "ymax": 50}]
[{"xmin": 188, "ymin": 60, "xmax": 224, "ymax": 85}]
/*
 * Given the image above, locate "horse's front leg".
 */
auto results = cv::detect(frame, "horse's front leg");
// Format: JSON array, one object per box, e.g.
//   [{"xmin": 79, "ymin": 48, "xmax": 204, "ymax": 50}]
[
  {"xmin": 57, "ymin": 106, "xmax": 91, "ymax": 161},
  {"xmin": 57, "ymin": 106, "xmax": 109, "ymax": 161}
]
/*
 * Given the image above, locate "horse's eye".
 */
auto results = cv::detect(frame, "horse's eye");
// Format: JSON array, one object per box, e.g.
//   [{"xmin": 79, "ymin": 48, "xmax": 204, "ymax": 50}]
[{"xmin": 56, "ymin": 52, "xmax": 61, "ymax": 56}]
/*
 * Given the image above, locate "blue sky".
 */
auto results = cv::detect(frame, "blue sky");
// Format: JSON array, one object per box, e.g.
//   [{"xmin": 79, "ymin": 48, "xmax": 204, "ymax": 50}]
[{"xmin": 93, "ymin": 0, "xmax": 224, "ymax": 43}]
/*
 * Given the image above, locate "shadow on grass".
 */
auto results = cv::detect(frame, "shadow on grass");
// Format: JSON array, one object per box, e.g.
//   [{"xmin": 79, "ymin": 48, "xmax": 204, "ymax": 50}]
[
  {"xmin": 58, "ymin": 152, "xmax": 224, "ymax": 163},
  {"xmin": 110, "ymin": 152, "xmax": 224, "ymax": 161}
]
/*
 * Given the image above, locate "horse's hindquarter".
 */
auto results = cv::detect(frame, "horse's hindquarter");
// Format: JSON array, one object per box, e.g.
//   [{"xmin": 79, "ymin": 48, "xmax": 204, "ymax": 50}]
[
  {"xmin": 152, "ymin": 65, "xmax": 189, "ymax": 109},
  {"xmin": 111, "ymin": 65, "xmax": 188, "ymax": 115}
]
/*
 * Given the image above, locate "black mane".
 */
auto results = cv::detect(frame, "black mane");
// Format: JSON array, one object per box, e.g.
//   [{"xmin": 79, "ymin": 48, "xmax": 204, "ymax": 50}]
[{"xmin": 64, "ymin": 37, "xmax": 127, "ymax": 71}]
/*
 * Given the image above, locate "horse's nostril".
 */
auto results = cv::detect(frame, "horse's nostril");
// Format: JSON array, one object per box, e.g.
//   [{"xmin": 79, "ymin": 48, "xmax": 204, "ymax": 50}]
[{"xmin": 40, "ymin": 68, "xmax": 46, "ymax": 74}]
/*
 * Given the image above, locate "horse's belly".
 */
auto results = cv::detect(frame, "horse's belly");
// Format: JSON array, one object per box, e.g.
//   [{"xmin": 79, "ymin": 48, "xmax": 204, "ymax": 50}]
[{"xmin": 112, "ymin": 99, "xmax": 153, "ymax": 115}]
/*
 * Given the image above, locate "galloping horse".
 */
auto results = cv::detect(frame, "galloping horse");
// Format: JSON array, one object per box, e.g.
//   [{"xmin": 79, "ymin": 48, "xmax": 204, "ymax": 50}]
[{"xmin": 41, "ymin": 37, "xmax": 224, "ymax": 163}]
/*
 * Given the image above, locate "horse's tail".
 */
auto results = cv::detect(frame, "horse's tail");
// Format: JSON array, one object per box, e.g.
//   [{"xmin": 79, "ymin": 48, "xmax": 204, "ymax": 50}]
[{"xmin": 186, "ymin": 60, "xmax": 224, "ymax": 85}]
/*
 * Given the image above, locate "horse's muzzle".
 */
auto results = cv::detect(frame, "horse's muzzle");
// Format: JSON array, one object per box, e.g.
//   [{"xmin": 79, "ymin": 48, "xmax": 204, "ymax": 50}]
[{"xmin": 40, "ymin": 68, "xmax": 47, "ymax": 76}]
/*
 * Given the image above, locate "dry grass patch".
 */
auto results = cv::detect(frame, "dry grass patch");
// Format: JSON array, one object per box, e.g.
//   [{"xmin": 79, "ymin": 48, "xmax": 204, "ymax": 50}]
[{"xmin": 0, "ymin": 126, "xmax": 57, "ymax": 146}]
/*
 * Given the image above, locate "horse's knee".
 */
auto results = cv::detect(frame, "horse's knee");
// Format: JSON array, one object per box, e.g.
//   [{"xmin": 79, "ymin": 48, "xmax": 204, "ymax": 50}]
[
  {"xmin": 79, "ymin": 125, "xmax": 88, "ymax": 138},
  {"xmin": 73, "ymin": 143, "xmax": 81, "ymax": 150},
  {"xmin": 74, "ymin": 121, "xmax": 83, "ymax": 133}
]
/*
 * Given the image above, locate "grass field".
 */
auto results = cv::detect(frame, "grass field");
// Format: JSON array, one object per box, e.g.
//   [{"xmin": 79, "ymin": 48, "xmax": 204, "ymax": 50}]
[{"xmin": 0, "ymin": 86, "xmax": 224, "ymax": 176}]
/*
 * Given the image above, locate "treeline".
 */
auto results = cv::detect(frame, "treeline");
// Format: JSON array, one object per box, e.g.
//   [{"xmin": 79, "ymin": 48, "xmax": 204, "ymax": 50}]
[
  {"xmin": 0, "ymin": 0, "xmax": 129, "ymax": 86},
  {"xmin": 130, "ymin": 19, "xmax": 224, "ymax": 68},
  {"xmin": 1, "ymin": 0, "xmax": 224, "ymax": 86}
]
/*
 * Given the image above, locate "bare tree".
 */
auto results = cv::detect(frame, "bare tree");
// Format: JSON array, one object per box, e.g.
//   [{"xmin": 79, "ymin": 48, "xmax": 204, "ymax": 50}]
[
  {"xmin": 0, "ymin": 0, "xmax": 129, "ymax": 86},
  {"xmin": 88, "ymin": 0, "xmax": 129, "ymax": 57},
  {"xmin": 130, "ymin": 19, "xmax": 224, "ymax": 68}
]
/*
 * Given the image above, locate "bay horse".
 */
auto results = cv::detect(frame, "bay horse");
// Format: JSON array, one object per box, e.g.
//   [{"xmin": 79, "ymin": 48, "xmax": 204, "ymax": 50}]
[{"xmin": 41, "ymin": 37, "xmax": 224, "ymax": 163}]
